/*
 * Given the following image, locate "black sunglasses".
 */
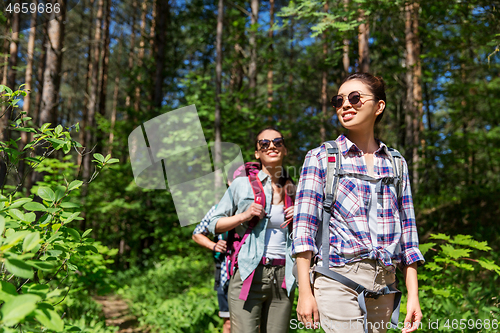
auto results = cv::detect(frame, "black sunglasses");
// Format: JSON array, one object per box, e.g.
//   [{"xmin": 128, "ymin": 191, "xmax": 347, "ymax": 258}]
[
  {"xmin": 330, "ymin": 91, "xmax": 374, "ymax": 108},
  {"xmin": 257, "ymin": 137, "xmax": 284, "ymax": 151}
]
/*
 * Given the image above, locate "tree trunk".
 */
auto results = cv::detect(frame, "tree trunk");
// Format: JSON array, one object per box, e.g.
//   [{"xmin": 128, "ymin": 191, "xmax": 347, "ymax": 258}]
[
  {"xmin": 96, "ymin": 0, "xmax": 111, "ymax": 154},
  {"xmin": 126, "ymin": 0, "xmax": 137, "ymax": 109},
  {"xmin": 320, "ymin": 2, "xmax": 328, "ymax": 143},
  {"xmin": 19, "ymin": 9, "xmax": 37, "ymax": 186},
  {"xmin": 150, "ymin": 0, "xmax": 157, "ymax": 50},
  {"xmin": 153, "ymin": 0, "xmax": 169, "ymax": 109},
  {"xmin": 1, "ymin": 14, "xmax": 9, "ymax": 90},
  {"xmin": 39, "ymin": 0, "xmax": 66, "ymax": 127},
  {"xmin": 267, "ymin": 0, "xmax": 274, "ymax": 109},
  {"xmin": 288, "ymin": 17, "xmax": 294, "ymax": 113},
  {"xmin": 412, "ymin": 1, "xmax": 423, "ymax": 187},
  {"xmin": 342, "ymin": 0, "xmax": 350, "ymax": 76},
  {"xmin": 405, "ymin": 1, "xmax": 421, "ymax": 188},
  {"xmin": 134, "ymin": 1, "xmax": 147, "ymax": 113},
  {"xmin": 83, "ymin": 0, "xmax": 103, "ymax": 182},
  {"xmin": 214, "ymin": 0, "xmax": 223, "ymax": 197},
  {"xmin": 358, "ymin": 9, "xmax": 369, "ymax": 73},
  {"xmin": 1, "ymin": 7, "xmax": 19, "ymax": 142},
  {"xmin": 108, "ymin": 75, "xmax": 119, "ymax": 156},
  {"xmin": 98, "ymin": 0, "xmax": 111, "ymax": 119},
  {"xmin": 248, "ymin": 0, "xmax": 259, "ymax": 105},
  {"xmin": 78, "ymin": 0, "xmax": 94, "ymax": 168}
]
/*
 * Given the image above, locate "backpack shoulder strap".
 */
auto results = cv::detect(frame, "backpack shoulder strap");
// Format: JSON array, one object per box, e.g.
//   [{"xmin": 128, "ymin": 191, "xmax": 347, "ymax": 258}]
[
  {"xmin": 248, "ymin": 173, "xmax": 265, "ymax": 228},
  {"xmin": 317, "ymin": 141, "xmax": 341, "ymax": 268},
  {"xmin": 387, "ymin": 147, "xmax": 404, "ymax": 201}
]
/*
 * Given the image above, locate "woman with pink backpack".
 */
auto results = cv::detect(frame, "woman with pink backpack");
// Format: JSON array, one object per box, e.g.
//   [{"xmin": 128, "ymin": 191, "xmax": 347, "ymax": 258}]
[{"xmin": 208, "ymin": 127, "xmax": 297, "ymax": 333}]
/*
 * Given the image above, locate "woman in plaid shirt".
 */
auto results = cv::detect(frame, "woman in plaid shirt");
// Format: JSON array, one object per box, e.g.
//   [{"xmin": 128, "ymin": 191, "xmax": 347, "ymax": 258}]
[{"xmin": 293, "ymin": 73, "xmax": 424, "ymax": 333}]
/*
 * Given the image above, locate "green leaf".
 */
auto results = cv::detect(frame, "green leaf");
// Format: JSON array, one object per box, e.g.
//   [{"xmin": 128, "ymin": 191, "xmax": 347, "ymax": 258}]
[
  {"xmin": 34, "ymin": 307, "xmax": 64, "ymax": 332},
  {"xmin": 440, "ymin": 244, "xmax": 472, "ymax": 259},
  {"xmin": 81, "ymin": 229, "xmax": 92, "ymax": 238},
  {"xmin": 26, "ymin": 260, "xmax": 57, "ymax": 271},
  {"xmin": 9, "ymin": 198, "xmax": 33, "ymax": 208},
  {"xmin": 54, "ymin": 186, "xmax": 66, "ymax": 202},
  {"xmin": 0, "ymin": 215, "xmax": 5, "ymax": 235},
  {"xmin": 38, "ymin": 214, "xmax": 52, "ymax": 227},
  {"xmin": 24, "ymin": 212, "xmax": 36, "ymax": 223},
  {"xmin": 1, "ymin": 294, "xmax": 41, "ymax": 326},
  {"xmin": 60, "ymin": 202, "xmax": 80, "ymax": 209},
  {"xmin": 27, "ymin": 284, "xmax": 50, "ymax": 298},
  {"xmin": 93, "ymin": 153, "xmax": 105, "ymax": 163},
  {"xmin": 5, "ymin": 259, "xmax": 34, "ymax": 279},
  {"xmin": 38, "ymin": 187, "xmax": 56, "ymax": 202},
  {"xmin": 429, "ymin": 233, "xmax": 451, "ymax": 241},
  {"xmin": 107, "ymin": 158, "xmax": 119, "ymax": 164},
  {"xmin": 63, "ymin": 141, "xmax": 71, "ymax": 154},
  {"xmin": 68, "ymin": 180, "xmax": 83, "ymax": 191},
  {"xmin": 54, "ymin": 124, "xmax": 63, "ymax": 136},
  {"xmin": 105, "ymin": 154, "xmax": 111, "ymax": 162},
  {"xmin": 66, "ymin": 227, "xmax": 80, "ymax": 241},
  {"xmin": 23, "ymin": 232, "xmax": 41, "ymax": 252},
  {"xmin": 23, "ymin": 201, "xmax": 47, "ymax": 212},
  {"xmin": 7, "ymin": 209, "xmax": 26, "ymax": 222},
  {"xmin": 40, "ymin": 123, "xmax": 51, "ymax": 132},
  {"xmin": 65, "ymin": 212, "xmax": 81, "ymax": 224},
  {"xmin": 450, "ymin": 234, "xmax": 491, "ymax": 251},
  {"xmin": 419, "ymin": 242, "xmax": 436, "ymax": 257},
  {"xmin": 477, "ymin": 258, "xmax": 500, "ymax": 275},
  {"xmin": 0, "ymin": 281, "xmax": 17, "ymax": 302},
  {"xmin": 1, "ymin": 230, "xmax": 30, "ymax": 250}
]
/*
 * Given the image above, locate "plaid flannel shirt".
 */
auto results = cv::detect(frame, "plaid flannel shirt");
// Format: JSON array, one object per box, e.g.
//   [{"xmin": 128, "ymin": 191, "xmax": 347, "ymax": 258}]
[
  {"xmin": 292, "ymin": 134, "xmax": 424, "ymax": 270},
  {"xmin": 193, "ymin": 205, "xmax": 228, "ymax": 288}
]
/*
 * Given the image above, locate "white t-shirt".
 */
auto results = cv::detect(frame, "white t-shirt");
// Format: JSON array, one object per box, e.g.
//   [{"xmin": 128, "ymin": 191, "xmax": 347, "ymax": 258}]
[{"xmin": 263, "ymin": 204, "xmax": 287, "ymax": 259}]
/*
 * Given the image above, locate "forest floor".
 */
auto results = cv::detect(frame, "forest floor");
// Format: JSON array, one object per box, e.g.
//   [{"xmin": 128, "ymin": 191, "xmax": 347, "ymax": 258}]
[{"xmin": 94, "ymin": 296, "xmax": 148, "ymax": 333}]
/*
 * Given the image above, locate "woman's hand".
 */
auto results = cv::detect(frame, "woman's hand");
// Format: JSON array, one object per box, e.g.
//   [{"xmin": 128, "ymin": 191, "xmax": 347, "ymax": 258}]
[
  {"xmin": 284, "ymin": 205, "xmax": 294, "ymax": 225},
  {"xmin": 402, "ymin": 296, "xmax": 422, "ymax": 332},
  {"xmin": 245, "ymin": 202, "xmax": 265, "ymax": 221},
  {"xmin": 402, "ymin": 263, "xmax": 422, "ymax": 333},
  {"xmin": 297, "ymin": 293, "xmax": 320, "ymax": 329},
  {"xmin": 214, "ymin": 239, "xmax": 227, "ymax": 253}
]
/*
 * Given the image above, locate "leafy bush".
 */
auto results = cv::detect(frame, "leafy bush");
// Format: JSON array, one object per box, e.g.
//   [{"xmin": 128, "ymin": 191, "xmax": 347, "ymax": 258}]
[
  {"xmin": 115, "ymin": 252, "xmax": 221, "ymax": 333},
  {"xmin": 0, "ymin": 84, "xmax": 118, "ymax": 331}
]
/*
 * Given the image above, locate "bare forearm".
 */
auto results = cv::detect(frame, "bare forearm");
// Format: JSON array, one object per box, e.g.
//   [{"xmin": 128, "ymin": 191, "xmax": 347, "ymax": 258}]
[
  {"xmin": 214, "ymin": 213, "xmax": 249, "ymax": 233},
  {"xmin": 403, "ymin": 263, "xmax": 419, "ymax": 299},
  {"xmin": 296, "ymin": 251, "xmax": 314, "ymax": 297},
  {"xmin": 192, "ymin": 233, "xmax": 216, "ymax": 251}
]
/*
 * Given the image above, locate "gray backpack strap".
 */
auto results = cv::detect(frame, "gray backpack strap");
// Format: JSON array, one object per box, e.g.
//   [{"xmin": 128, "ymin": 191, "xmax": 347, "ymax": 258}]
[
  {"xmin": 387, "ymin": 148, "xmax": 404, "ymax": 202},
  {"xmin": 316, "ymin": 141, "xmax": 341, "ymax": 269}
]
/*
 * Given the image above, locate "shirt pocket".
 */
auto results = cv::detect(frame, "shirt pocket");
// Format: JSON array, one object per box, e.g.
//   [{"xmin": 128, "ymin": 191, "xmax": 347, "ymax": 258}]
[{"xmin": 333, "ymin": 178, "xmax": 360, "ymax": 219}]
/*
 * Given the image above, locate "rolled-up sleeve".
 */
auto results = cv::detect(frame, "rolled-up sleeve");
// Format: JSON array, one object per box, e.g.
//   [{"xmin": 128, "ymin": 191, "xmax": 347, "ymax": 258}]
[
  {"xmin": 292, "ymin": 149, "xmax": 324, "ymax": 256},
  {"xmin": 208, "ymin": 180, "xmax": 239, "ymax": 235},
  {"xmin": 398, "ymin": 157, "xmax": 425, "ymax": 267}
]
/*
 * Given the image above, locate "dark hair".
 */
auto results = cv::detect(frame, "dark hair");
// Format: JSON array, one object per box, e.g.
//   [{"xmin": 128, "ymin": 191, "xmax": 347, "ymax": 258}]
[
  {"xmin": 342, "ymin": 72, "xmax": 386, "ymax": 124},
  {"xmin": 254, "ymin": 127, "xmax": 294, "ymax": 189}
]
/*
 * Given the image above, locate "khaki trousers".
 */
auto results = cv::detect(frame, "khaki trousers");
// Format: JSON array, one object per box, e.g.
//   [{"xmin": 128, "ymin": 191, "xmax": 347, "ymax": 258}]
[
  {"xmin": 228, "ymin": 265, "xmax": 294, "ymax": 333},
  {"xmin": 314, "ymin": 260, "xmax": 396, "ymax": 333}
]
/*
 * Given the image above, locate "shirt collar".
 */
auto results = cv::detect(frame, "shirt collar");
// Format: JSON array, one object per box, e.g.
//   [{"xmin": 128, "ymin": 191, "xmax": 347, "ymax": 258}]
[
  {"xmin": 258, "ymin": 169, "xmax": 268, "ymax": 182},
  {"xmin": 337, "ymin": 134, "xmax": 389, "ymax": 157}
]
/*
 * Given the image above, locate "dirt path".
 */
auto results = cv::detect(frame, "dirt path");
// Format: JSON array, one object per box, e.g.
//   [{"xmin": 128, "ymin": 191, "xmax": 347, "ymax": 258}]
[{"xmin": 94, "ymin": 296, "xmax": 148, "ymax": 333}]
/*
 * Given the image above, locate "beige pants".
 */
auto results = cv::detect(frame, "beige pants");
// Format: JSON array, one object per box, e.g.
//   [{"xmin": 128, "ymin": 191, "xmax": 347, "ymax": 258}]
[
  {"xmin": 314, "ymin": 260, "xmax": 396, "ymax": 333},
  {"xmin": 228, "ymin": 265, "xmax": 294, "ymax": 333}
]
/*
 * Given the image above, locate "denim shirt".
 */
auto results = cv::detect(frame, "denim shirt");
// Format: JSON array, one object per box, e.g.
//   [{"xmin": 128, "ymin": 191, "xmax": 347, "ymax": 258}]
[{"xmin": 208, "ymin": 170, "xmax": 296, "ymax": 296}]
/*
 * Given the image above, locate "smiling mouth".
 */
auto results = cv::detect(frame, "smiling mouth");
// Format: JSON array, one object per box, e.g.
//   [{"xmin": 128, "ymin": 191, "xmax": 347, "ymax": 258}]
[{"xmin": 342, "ymin": 112, "xmax": 356, "ymax": 121}]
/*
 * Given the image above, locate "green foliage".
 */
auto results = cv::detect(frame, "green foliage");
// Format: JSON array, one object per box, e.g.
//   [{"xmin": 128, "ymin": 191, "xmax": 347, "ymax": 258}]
[
  {"xmin": 387, "ymin": 234, "xmax": 500, "ymax": 332},
  {"xmin": 0, "ymin": 85, "xmax": 117, "ymax": 331},
  {"xmin": 115, "ymin": 252, "xmax": 221, "ymax": 332}
]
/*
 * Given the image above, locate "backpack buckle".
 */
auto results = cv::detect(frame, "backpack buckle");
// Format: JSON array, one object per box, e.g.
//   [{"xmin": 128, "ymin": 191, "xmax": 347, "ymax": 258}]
[{"xmin": 364, "ymin": 290, "xmax": 381, "ymax": 299}]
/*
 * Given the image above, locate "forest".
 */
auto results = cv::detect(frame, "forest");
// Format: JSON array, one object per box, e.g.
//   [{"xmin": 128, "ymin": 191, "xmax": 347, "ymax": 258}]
[{"xmin": 1, "ymin": 0, "xmax": 500, "ymax": 332}]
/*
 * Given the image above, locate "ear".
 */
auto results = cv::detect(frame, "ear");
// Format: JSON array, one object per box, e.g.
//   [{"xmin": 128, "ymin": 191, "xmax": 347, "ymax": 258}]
[
  {"xmin": 254, "ymin": 150, "xmax": 259, "ymax": 160},
  {"xmin": 375, "ymin": 100, "xmax": 385, "ymax": 116}
]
